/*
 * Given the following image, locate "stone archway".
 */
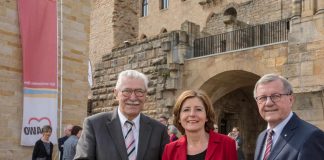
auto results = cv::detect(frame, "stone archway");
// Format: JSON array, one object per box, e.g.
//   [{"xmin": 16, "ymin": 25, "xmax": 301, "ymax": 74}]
[
  {"xmin": 199, "ymin": 70, "xmax": 267, "ymax": 160},
  {"xmin": 214, "ymin": 87, "xmax": 266, "ymax": 160}
]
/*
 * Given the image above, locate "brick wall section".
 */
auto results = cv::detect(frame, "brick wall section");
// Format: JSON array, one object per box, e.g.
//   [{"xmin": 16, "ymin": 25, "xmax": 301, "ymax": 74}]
[{"xmin": 0, "ymin": 1, "xmax": 90, "ymax": 159}]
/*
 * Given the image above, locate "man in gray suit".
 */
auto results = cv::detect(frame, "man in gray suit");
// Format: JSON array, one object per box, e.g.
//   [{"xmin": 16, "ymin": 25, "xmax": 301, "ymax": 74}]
[
  {"xmin": 75, "ymin": 70, "xmax": 169, "ymax": 160},
  {"xmin": 253, "ymin": 73, "xmax": 324, "ymax": 160}
]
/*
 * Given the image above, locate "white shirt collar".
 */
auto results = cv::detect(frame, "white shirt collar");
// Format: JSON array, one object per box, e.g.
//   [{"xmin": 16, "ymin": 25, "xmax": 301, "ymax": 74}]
[
  {"xmin": 267, "ymin": 111, "xmax": 293, "ymax": 146},
  {"xmin": 117, "ymin": 107, "xmax": 140, "ymax": 130},
  {"xmin": 117, "ymin": 107, "xmax": 140, "ymax": 155}
]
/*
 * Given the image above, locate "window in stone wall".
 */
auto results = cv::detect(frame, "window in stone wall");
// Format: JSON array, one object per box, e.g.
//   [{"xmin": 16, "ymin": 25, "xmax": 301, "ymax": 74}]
[
  {"xmin": 223, "ymin": 7, "xmax": 237, "ymax": 25},
  {"xmin": 161, "ymin": 0, "xmax": 169, "ymax": 9},
  {"xmin": 224, "ymin": 7, "xmax": 237, "ymax": 17},
  {"xmin": 142, "ymin": 0, "xmax": 148, "ymax": 16}
]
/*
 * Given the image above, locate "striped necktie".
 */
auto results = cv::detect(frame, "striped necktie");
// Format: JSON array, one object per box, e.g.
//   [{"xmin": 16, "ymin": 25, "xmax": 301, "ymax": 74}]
[
  {"xmin": 263, "ymin": 130, "xmax": 274, "ymax": 160},
  {"xmin": 125, "ymin": 120, "xmax": 136, "ymax": 160}
]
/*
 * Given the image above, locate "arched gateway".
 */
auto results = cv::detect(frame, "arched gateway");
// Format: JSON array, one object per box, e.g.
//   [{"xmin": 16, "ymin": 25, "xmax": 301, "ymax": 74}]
[{"xmin": 199, "ymin": 70, "xmax": 266, "ymax": 159}]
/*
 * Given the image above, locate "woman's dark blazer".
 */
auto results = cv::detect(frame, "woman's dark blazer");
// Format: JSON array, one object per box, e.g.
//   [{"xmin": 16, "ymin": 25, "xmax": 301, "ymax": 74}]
[{"xmin": 32, "ymin": 139, "xmax": 53, "ymax": 160}]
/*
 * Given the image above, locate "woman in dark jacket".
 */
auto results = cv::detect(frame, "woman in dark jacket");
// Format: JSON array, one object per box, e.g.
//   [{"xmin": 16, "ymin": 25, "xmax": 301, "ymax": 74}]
[{"xmin": 32, "ymin": 125, "xmax": 54, "ymax": 160}]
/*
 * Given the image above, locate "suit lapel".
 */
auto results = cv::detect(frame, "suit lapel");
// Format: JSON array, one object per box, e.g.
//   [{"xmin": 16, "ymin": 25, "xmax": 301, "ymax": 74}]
[
  {"xmin": 137, "ymin": 114, "xmax": 152, "ymax": 160},
  {"xmin": 106, "ymin": 109, "xmax": 128, "ymax": 160},
  {"xmin": 176, "ymin": 136, "xmax": 187, "ymax": 160},
  {"xmin": 205, "ymin": 131, "xmax": 218, "ymax": 160},
  {"xmin": 268, "ymin": 114, "xmax": 298, "ymax": 160},
  {"xmin": 255, "ymin": 130, "xmax": 267, "ymax": 160}
]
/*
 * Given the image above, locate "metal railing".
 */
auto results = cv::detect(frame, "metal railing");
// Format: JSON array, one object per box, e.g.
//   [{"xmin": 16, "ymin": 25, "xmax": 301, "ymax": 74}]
[{"xmin": 193, "ymin": 19, "xmax": 289, "ymax": 57}]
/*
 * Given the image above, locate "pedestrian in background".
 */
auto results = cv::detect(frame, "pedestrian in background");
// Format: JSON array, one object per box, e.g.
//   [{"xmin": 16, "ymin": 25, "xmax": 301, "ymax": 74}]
[
  {"xmin": 32, "ymin": 125, "xmax": 53, "ymax": 160},
  {"xmin": 63, "ymin": 125, "xmax": 82, "ymax": 160}
]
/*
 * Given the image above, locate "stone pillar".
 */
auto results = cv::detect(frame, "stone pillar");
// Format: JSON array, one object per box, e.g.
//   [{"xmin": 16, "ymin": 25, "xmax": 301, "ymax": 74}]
[
  {"xmin": 316, "ymin": 0, "xmax": 324, "ymax": 14},
  {"xmin": 302, "ymin": 0, "xmax": 315, "ymax": 17},
  {"xmin": 181, "ymin": 21, "xmax": 200, "ymax": 47},
  {"xmin": 292, "ymin": 0, "xmax": 301, "ymax": 18}
]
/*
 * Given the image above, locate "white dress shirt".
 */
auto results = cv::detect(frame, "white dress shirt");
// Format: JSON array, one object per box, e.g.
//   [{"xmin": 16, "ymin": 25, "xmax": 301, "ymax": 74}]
[
  {"xmin": 118, "ymin": 107, "xmax": 140, "ymax": 155},
  {"xmin": 260, "ymin": 112, "xmax": 293, "ymax": 160}
]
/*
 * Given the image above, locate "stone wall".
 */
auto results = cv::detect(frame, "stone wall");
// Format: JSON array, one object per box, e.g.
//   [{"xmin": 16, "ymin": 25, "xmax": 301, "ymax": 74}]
[
  {"xmin": 90, "ymin": 32, "xmax": 183, "ymax": 119},
  {"xmin": 0, "ymin": 1, "xmax": 90, "ymax": 159},
  {"xmin": 90, "ymin": 0, "xmax": 139, "ymax": 67},
  {"xmin": 287, "ymin": 14, "xmax": 324, "ymax": 93},
  {"xmin": 203, "ymin": 0, "xmax": 292, "ymax": 36},
  {"xmin": 138, "ymin": 0, "xmax": 292, "ymax": 38},
  {"xmin": 88, "ymin": 1, "xmax": 324, "ymax": 158},
  {"xmin": 60, "ymin": 0, "xmax": 90, "ymax": 126},
  {"xmin": 90, "ymin": 0, "xmax": 295, "ymax": 71},
  {"xmin": 284, "ymin": 4, "xmax": 324, "ymax": 129},
  {"xmin": 90, "ymin": 0, "xmax": 115, "ymax": 67}
]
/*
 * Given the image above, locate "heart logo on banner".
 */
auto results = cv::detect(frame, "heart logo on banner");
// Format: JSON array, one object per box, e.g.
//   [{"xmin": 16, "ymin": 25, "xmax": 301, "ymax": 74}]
[{"xmin": 28, "ymin": 117, "xmax": 52, "ymax": 126}]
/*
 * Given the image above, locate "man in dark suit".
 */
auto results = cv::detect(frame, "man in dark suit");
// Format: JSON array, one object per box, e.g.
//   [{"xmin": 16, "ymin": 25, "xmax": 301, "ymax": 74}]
[
  {"xmin": 58, "ymin": 124, "xmax": 73, "ymax": 160},
  {"xmin": 75, "ymin": 70, "xmax": 169, "ymax": 160},
  {"xmin": 253, "ymin": 73, "xmax": 324, "ymax": 160},
  {"xmin": 231, "ymin": 127, "xmax": 244, "ymax": 160}
]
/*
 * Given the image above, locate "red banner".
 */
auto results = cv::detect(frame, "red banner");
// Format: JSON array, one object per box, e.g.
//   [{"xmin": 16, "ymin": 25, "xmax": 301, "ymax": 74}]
[
  {"xmin": 18, "ymin": 0, "xmax": 58, "ymax": 146},
  {"xmin": 19, "ymin": 0, "xmax": 57, "ymax": 89}
]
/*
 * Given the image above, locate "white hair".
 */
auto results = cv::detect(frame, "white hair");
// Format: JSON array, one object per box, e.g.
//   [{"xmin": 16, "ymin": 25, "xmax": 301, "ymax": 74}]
[
  {"xmin": 115, "ymin": 70, "xmax": 149, "ymax": 90},
  {"xmin": 253, "ymin": 73, "xmax": 293, "ymax": 98}
]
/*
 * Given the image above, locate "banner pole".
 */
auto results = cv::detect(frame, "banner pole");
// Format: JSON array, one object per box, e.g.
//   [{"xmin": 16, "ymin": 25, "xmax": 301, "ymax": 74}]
[
  {"xmin": 59, "ymin": 0, "xmax": 63, "ymax": 138},
  {"xmin": 58, "ymin": 0, "xmax": 63, "ymax": 159}
]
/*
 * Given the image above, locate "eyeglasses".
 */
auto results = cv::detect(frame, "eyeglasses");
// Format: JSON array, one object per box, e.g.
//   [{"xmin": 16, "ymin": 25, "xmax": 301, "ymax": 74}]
[
  {"xmin": 121, "ymin": 89, "xmax": 146, "ymax": 97},
  {"xmin": 255, "ymin": 93, "xmax": 291, "ymax": 104}
]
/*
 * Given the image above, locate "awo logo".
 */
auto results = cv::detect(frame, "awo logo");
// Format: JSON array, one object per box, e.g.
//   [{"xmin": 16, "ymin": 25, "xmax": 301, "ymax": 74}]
[{"xmin": 24, "ymin": 117, "xmax": 52, "ymax": 135}]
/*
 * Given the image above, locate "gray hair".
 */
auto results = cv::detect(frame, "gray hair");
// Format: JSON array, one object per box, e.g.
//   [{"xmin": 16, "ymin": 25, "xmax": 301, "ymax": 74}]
[
  {"xmin": 253, "ymin": 73, "xmax": 293, "ymax": 98},
  {"xmin": 42, "ymin": 125, "xmax": 52, "ymax": 133},
  {"xmin": 168, "ymin": 125, "xmax": 178, "ymax": 134},
  {"xmin": 115, "ymin": 70, "xmax": 149, "ymax": 90}
]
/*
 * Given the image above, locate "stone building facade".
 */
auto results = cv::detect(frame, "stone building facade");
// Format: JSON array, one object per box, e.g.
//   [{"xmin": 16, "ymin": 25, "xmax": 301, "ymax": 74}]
[
  {"xmin": 0, "ymin": 1, "xmax": 90, "ymax": 159},
  {"xmin": 1, "ymin": 0, "xmax": 323, "ymax": 159},
  {"xmin": 89, "ymin": 0, "xmax": 324, "ymax": 159}
]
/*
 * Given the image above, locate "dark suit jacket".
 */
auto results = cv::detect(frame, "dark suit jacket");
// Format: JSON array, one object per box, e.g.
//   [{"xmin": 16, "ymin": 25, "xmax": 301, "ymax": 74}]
[
  {"xmin": 254, "ymin": 113, "xmax": 324, "ymax": 160},
  {"xmin": 74, "ymin": 109, "xmax": 169, "ymax": 160},
  {"xmin": 32, "ymin": 139, "xmax": 53, "ymax": 160},
  {"xmin": 236, "ymin": 136, "xmax": 245, "ymax": 160},
  {"xmin": 162, "ymin": 131, "xmax": 238, "ymax": 160},
  {"xmin": 58, "ymin": 135, "xmax": 68, "ymax": 160}
]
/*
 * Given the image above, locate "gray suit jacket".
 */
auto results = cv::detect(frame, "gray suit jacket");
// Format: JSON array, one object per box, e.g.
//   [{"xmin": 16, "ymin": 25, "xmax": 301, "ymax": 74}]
[
  {"xmin": 74, "ymin": 109, "xmax": 169, "ymax": 160},
  {"xmin": 254, "ymin": 113, "xmax": 324, "ymax": 160}
]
